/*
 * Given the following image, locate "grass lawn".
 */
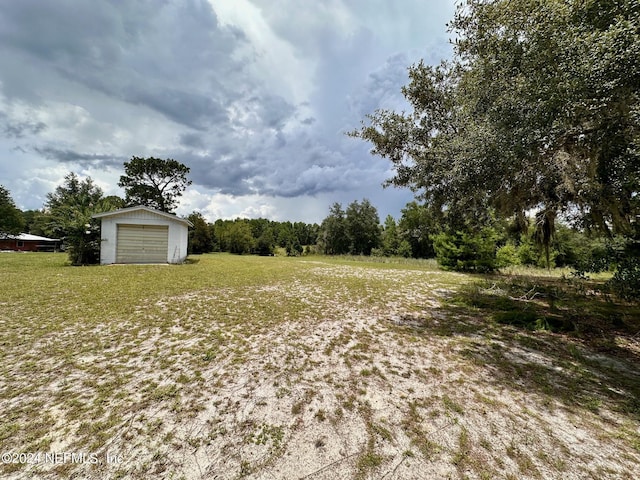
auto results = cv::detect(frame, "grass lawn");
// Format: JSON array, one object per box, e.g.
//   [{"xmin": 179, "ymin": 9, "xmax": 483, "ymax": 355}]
[{"xmin": 1, "ymin": 252, "xmax": 639, "ymax": 479}]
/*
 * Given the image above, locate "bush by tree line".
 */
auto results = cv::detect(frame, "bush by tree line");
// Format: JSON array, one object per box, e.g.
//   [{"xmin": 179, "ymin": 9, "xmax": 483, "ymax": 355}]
[{"xmin": 316, "ymin": 200, "xmax": 608, "ymax": 275}]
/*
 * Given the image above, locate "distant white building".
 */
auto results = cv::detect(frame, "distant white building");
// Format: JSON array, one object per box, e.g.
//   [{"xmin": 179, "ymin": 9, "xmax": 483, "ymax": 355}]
[{"xmin": 92, "ymin": 206, "xmax": 192, "ymax": 264}]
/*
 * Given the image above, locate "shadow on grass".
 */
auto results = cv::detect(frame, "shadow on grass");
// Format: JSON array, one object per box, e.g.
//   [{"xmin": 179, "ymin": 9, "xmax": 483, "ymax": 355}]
[{"xmin": 393, "ymin": 273, "xmax": 640, "ymax": 421}]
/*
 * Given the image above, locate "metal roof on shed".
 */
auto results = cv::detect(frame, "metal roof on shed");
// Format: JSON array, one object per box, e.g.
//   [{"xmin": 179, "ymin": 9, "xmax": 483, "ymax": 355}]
[{"xmin": 92, "ymin": 206, "xmax": 193, "ymax": 227}]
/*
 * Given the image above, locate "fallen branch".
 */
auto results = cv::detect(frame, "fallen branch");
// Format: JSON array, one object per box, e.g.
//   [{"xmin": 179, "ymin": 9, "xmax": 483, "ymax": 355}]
[
  {"xmin": 380, "ymin": 455, "xmax": 407, "ymax": 479},
  {"xmin": 298, "ymin": 451, "xmax": 360, "ymax": 479}
]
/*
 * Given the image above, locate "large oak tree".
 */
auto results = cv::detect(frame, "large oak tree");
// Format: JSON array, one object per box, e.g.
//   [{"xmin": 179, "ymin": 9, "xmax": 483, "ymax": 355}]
[{"xmin": 352, "ymin": 0, "xmax": 639, "ymax": 261}]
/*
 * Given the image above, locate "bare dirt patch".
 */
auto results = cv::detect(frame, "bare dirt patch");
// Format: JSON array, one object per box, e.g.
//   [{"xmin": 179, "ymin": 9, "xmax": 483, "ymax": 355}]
[{"xmin": 1, "ymin": 258, "xmax": 638, "ymax": 479}]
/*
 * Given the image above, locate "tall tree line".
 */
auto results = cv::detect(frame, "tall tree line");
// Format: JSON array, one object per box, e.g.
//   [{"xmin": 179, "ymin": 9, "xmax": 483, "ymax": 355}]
[
  {"xmin": 6, "ymin": 175, "xmax": 602, "ymax": 271},
  {"xmin": 188, "ymin": 215, "xmax": 320, "ymax": 256},
  {"xmin": 318, "ymin": 199, "xmax": 382, "ymax": 255}
]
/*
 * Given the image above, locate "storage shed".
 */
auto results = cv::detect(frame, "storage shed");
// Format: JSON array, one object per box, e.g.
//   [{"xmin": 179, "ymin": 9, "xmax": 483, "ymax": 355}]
[{"xmin": 92, "ymin": 206, "xmax": 192, "ymax": 264}]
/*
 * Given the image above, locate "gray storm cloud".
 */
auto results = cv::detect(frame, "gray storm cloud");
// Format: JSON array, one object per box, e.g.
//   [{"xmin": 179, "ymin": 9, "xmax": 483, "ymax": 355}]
[{"xmin": 0, "ymin": 0, "xmax": 455, "ymax": 221}]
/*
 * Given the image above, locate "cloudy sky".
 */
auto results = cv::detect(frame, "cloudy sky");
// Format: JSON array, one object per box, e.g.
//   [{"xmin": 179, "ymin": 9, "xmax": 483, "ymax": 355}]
[{"xmin": 0, "ymin": 0, "xmax": 456, "ymax": 224}]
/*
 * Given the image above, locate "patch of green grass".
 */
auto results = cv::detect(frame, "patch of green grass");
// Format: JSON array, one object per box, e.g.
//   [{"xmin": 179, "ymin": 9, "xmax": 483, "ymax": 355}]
[
  {"xmin": 402, "ymin": 399, "xmax": 441, "ymax": 459},
  {"xmin": 583, "ymin": 396, "xmax": 602, "ymax": 413},
  {"xmin": 355, "ymin": 451, "xmax": 384, "ymax": 478},
  {"xmin": 251, "ymin": 424, "xmax": 284, "ymax": 451},
  {"xmin": 354, "ymin": 401, "xmax": 388, "ymax": 479},
  {"xmin": 371, "ymin": 422, "xmax": 393, "ymax": 442},
  {"xmin": 452, "ymin": 427, "xmax": 471, "ymax": 468},
  {"xmin": 616, "ymin": 425, "xmax": 640, "ymax": 452},
  {"xmin": 442, "ymin": 394, "xmax": 465, "ymax": 415}
]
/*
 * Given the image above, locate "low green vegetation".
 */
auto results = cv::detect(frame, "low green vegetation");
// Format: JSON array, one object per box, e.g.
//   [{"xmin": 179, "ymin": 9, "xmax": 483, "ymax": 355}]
[{"xmin": 6, "ymin": 167, "xmax": 634, "ymax": 300}]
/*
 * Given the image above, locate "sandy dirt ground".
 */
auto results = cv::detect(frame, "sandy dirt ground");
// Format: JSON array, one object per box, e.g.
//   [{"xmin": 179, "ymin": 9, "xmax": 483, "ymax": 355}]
[{"xmin": 2, "ymin": 262, "xmax": 639, "ymax": 479}]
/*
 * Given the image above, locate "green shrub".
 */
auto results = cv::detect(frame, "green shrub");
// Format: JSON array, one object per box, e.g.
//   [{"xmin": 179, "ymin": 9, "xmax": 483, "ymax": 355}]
[
  {"xmin": 536, "ymin": 248, "xmax": 558, "ymax": 269},
  {"xmin": 397, "ymin": 240, "xmax": 413, "ymax": 258},
  {"xmin": 286, "ymin": 240, "xmax": 303, "ymax": 256},
  {"xmin": 433, "ymin": 228, "xmax": 498, "ymax": 272},
  {"xmin": 496, "ymin": 243, "xmax": 520, "ymax": 268},
  {"xmin": 608, "ymin": 256, "xmax": 640, "ymax": 301},
  {"xmin": 65, "ymin": 224, "xmax": 102, "ymax": 265},
  {"xmin": 516, "ymin": 240, "xmax": 538, "ymax": 266}
]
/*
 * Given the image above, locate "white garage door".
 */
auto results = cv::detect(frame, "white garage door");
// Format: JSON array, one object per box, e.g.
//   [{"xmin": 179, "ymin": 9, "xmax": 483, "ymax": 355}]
[{"xmin": 116, "ymin": 224, "xmax": 169, "ymax": 263}]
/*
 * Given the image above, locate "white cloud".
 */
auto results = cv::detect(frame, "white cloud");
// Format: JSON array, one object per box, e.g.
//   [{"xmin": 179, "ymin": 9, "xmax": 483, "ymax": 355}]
[{"xmin": 208, "ymin": 0, "xmax": 315, "ymax": 104}]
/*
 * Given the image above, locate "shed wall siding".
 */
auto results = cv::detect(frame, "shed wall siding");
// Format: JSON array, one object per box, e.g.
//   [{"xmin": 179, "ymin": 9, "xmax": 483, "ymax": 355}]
[{"xmin": 98, "ymin": 211, "xmax": 188, "ymax": 264}]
